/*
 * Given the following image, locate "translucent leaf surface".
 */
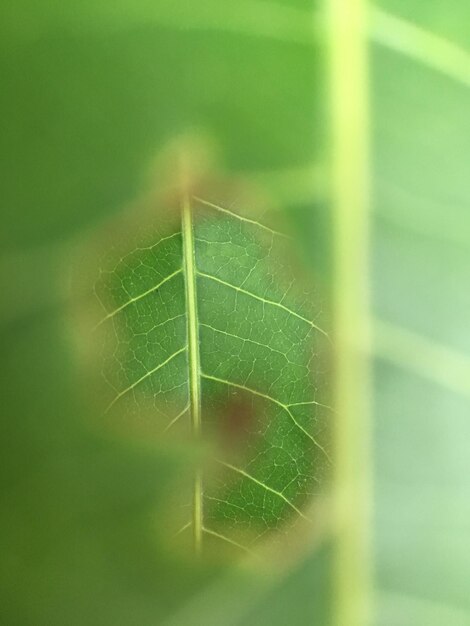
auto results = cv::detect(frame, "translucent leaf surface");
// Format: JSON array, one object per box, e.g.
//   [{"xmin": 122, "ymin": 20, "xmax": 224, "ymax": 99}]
[
  {"xmin": 371, "ymin": 2, "xmax": 470, "ymax": 623},
  {"xmin": 95, "ymin": 194, "xmax": 331, "ymax": 551}
]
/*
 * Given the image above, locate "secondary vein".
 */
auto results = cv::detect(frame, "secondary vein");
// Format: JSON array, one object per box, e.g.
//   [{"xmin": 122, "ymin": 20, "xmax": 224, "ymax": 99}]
[
  {"xmin": 194, "ymin": 196, "xmax": 289, "ymax": 238},
  {"xmin": 202, "ymin": 526, "xmax": 256, "ymax": 555},
  {"xmin": 199, "ymin": 321, "xmax": 290, "ymax": 360},
  {"xmin": 217, "ymin": 460, "xmax": 311, "ymax": 521},
  {"xmin": 201, "ymin": 372, "xmax": 331, "ymax": 462},
  {"xmin": 105, "ymin": 346, "xmax": 187, "ymax": 412},
  {"xmin": 96, "ymin": 267, "xmax": 183, "ymax": 326},
  {"xmin": 197, "ymin": 270, "xmax": 328, "ymax": 337}
]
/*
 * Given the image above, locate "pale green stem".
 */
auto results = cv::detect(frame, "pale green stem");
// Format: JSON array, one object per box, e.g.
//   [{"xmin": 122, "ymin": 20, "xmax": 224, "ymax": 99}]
[{"xmin": 327, "ymin": 0, "xmax": 373, "ymax": 625}]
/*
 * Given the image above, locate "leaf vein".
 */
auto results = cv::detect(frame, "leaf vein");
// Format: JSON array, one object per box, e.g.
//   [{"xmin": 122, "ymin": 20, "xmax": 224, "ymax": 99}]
[
  {"xmin": 202, "ymin": 526, "xmax": 255, "ymax": 555},
  {"xmin": 217, "ymin": 460, "xmax": 310, "ymax": 521},
  {"xmin": 199, "ymin": 321, "xmax": 290, "ymax": 360},
  {"xmin": 194, "ymin": 196, "xmax": 289, "ymax": 238},
  {"xmin": 96, "ymin": 267, "xmax": 183, "ymax": 326},
  {"xmin": 162, "ymin": 404, "xmax": 190, "ymax": 434},
  {"xmin": 197, "ymin": 271, "xmax": 328, "ymax": 337},
  {"xmin": 105, "ymin": 346, "xmax": 187, "ymax": 412},
  {"xmin": 201, "ymin": 373, "xmax": 331, "ymax": 461}
]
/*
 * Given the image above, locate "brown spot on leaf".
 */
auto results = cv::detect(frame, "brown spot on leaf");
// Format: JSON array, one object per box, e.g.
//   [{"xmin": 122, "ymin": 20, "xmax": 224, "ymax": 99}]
[{"xmin": 222, "ymin": 394, "xmax": 255, "ymax": 442}]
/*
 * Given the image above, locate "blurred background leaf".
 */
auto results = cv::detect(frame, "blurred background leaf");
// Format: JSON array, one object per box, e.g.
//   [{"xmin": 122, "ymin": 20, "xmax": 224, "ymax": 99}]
[
  {"xmin": 371, "ymin": 2, "xmax": 470, "ymax": 624},
  {"xmin": 1, "ymin": 0, "xmax": 469, "ymax": 624}
]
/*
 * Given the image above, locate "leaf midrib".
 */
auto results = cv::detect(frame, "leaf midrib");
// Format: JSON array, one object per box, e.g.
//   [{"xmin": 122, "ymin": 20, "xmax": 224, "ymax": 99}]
[{"xmin": 182, "ymin": 192, "xmax": 203, "ymax": 554}]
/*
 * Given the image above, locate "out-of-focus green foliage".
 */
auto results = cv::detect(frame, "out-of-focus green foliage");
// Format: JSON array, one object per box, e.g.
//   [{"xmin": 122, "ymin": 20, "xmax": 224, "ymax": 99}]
[
  {"xmin": 371, "ymin": 2, "xmax": 470, "ymax": 623},
  {"xmin": 0, "ymin": 0, "xmax": 322, "ymax": 251},
  {"xmin": 1, "ymin": 0, "xmax": 469, "ymax": 624},
  {"xmin": 164, "ymin": 541, "xmax": 333, "ymax": 626},
  {"xmin": 0, "ymin": 305, "xmax": 220, "ymax": 626}
]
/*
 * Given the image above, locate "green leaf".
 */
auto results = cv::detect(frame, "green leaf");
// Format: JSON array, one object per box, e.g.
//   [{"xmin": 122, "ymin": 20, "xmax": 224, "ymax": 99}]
[
  {"xmin": 93, "ymin": 188, "xmax": 331, "ymax": 553},
  {"xmin": 370, "ymin": 3, "xmax": 470, "ymax": 623}
]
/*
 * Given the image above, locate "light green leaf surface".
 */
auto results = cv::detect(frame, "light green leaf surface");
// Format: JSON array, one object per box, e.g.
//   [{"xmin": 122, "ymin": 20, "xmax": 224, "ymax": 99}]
[
  {"xmin": 94, "ymin": 193, "xmax": 330, "ymax": 552},
  {"xmin": 371, "ymin": 2, "xmax": 470, "ymax": 623}
]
